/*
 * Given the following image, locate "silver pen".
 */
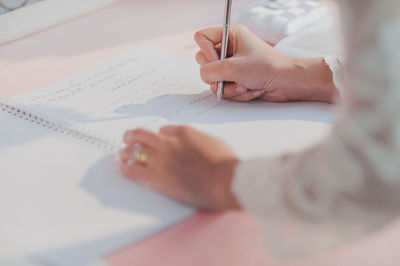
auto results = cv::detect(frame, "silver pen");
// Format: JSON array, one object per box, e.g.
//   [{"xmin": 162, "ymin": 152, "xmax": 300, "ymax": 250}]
[{"xmin": 217, "ymin": 0, "xmax": 232, "ymax": 104}]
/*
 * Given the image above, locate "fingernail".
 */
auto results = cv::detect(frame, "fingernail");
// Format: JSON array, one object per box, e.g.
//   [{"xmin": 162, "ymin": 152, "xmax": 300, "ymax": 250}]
[{"xmin": 236, "ymin": 87, "xmax": 247, "ymax": 93}]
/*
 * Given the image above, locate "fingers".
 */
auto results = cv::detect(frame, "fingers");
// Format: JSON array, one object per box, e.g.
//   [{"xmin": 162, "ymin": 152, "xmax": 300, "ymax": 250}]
[
  {"xmin": 123, "ymin": 128, "xmax": 161, "ymax": 149},
  {"xmin": 119, "ymin": 144, "xmax": 133, "ymax": 164},
  {"xmin": 232, "ymin": 89, "xmax": 265, "ymax": 102},
  {"xmin": 210, "ymin": 82, "xmax": 268, "ymax": 101},
  {"xmin": 195, "ymin": 50, "xmax": 208, "ymax": 66},
  {"xmin": 194, "ymin": 27, "xmax": 223, "ymax": 62},
  {"xmin": 221, "ymin": 83, "xmax": 248, "ymax": 99},
  {"xmin": 159, "ymin": 125, "xmax": 178, "ymax": 136},
  {"xmin": 210, "ymin": 82, "xmax": 248, "ymax": 96},
  {"xmin": 200, "ymin": 58, "xmax": 237, "ymax": 84},
  {"xmin": 120, "ymin": 145, "xmax": 139, "ymax": 164},
  {"xmin": 159, "ymin": 125, "xmax": 190, "ymax": 137},
  {"xmin": 120, "ymin": 142, "xmax": 157, "ymax": 185},
  {"xmin": 120, "ymin": 158, "xmax": 151, "ymax": 184},
  {"xmin": 194, "ymin": 26, "xmax": 223, "ymax": 46}
]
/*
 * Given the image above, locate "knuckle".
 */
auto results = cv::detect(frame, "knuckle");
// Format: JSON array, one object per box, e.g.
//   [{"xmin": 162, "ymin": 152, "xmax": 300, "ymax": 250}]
[
  {"xmin": 160, "ymin": 125, "xmax": 180, "ymax": 136},
  {"xmin": 133, "ymin": 128, "xmax": 146, "ymax": 136},
  {"xmin": 199, "ymin": 66, "xmax": 210, "ymax": 84},
  {"xmin": 220, "ymin": 60, "xmax": 232, "ymax": 73},
  {"xmin": 159, "ymin": 126, "xmax": 169, "ymax": 134},
  {"xmin": 220, "ymin": 60, "xmax": 235, "ymax": 80},
  {"xmin": 174, "ymin": 125, "xmax": 188, "ymax": 137}
]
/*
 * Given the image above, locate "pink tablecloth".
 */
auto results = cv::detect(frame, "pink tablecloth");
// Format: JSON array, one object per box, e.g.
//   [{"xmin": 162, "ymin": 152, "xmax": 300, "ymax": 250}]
[{"xmin": 1, "ymin": 1, "xmax": 400, "ymax": 265}]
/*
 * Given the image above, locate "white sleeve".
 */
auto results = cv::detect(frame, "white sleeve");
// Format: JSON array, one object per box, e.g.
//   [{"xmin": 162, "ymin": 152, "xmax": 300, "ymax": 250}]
[
  {"xmin": 324, "ymin": 55, "xmax": 346, "ymax": 97},
  {"xmin": 232, "ymin": 0, "xmax": 400, "ymax": 259}
]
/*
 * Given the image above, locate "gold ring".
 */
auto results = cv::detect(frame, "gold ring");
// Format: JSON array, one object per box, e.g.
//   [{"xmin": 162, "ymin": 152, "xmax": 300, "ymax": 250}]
[{"xmin": 132, "ymin": 144, "xmax": 148, "ymax": 165}]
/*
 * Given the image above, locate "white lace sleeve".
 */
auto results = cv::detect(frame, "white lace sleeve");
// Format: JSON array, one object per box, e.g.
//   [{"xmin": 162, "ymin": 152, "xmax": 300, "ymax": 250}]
[
  {"xmin": 324, "ymin": 55, "xmax": 346, "ymax": 97},
  {"xmin": 232, "ymin": 0, "xmax": 400, "ymax": 259}
]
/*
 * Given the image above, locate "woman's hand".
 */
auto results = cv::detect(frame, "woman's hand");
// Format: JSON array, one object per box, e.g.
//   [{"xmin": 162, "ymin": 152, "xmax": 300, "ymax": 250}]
[
  {"xmin": 194, "ymin": 25, "xmax": 337, "ymax": 103},
  {"xmin": 120, "ymin": 125, "xmax": 241, "ymax": 211}
]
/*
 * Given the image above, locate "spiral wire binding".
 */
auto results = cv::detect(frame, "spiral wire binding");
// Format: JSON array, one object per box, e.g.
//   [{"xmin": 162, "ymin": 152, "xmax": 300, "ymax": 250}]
[{"xmin": 0, "ymin": 100, "xmax": 121, "ymax": 152}]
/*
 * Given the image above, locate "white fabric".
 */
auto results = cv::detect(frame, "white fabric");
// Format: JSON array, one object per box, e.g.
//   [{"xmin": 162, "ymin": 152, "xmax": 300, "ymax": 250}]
[
  {"xmin": 324, "ymin": 55, "xmax": 346, "ymax": 97},
  {"xmin": 232, "ymin": 0, "xmax": 400, "ymax": 258},
  {"xmin": 232, "ymin": 0, "xmax": 332, "ymax": 44}
]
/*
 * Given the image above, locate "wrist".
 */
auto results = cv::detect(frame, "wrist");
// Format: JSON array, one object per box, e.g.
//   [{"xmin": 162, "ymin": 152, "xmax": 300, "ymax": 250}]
[
  {"xmin": 289, "ymin": 57, "xmax": 338, "ymax": 103},
  {"xmin": 211, "ymin": 158, "xmax": 242, "ymax": 211}
]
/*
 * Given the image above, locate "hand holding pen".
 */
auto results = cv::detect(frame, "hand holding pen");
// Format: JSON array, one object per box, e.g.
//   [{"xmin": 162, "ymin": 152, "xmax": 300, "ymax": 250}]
[{"xmin": 194, "ymin": 24, "xmax": 337, "ymax": 103}]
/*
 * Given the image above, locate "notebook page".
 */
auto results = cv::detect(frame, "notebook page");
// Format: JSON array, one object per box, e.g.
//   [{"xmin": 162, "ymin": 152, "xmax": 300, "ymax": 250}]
[
  {"xmin": 0, "ymin": 111, "xmax": 193, "ymax": 266},
  {"xmin": 7, "ymin": 45, "xmax": 334, "ymax": 159},
  {"xmin": 7, "ymin": 46, "xmax": 211, "ymax": 145},
  {"xmin": 0, "ymin": 44, "xmax": 334, "ymax": 265}
]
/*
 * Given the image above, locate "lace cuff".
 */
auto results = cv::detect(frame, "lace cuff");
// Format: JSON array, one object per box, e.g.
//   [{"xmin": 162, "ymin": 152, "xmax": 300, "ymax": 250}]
[
  {"xmin": 324, "ymin": 55, "xmax": 346, "ymax": 97},
  {"xmin": 231, "ymin": 157, "xmax": 377, "ymax": 259},
  {"xmin": 232, "ymin": 158, "xmax": 283, "ymax": 215},
  {"xmin": 231, "ymin": 158, "xmax": 313, "ymax": 258}
]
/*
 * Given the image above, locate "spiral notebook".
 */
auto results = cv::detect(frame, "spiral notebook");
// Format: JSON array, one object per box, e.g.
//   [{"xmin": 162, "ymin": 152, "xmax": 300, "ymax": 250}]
[
  {"xmin": 0, "ymin": 45, "xmax": 210, "ymax": 266},
  {"xmin": 0, "ymin": 45, "xmax": 333, "ymax": 265}
]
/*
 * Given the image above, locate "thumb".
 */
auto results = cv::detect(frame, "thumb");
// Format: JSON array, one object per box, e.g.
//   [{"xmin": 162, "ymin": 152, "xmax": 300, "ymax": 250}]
[{"xmin": 200, "ymin": 58, "xmax": 238, "ymax": 85}]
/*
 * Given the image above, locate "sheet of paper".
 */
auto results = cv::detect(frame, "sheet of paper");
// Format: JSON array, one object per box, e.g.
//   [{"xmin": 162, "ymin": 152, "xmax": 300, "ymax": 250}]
[
  {"xmin": 0, "ymin": 112, "xmax": 193, "ymax": 266},
  {"xmin": 8, "ymin": 45, "xmax": 334, "ymax": 159},
  {"xmin": 1, "ymin": 45, "xmax": 335, "ymax": 265}
]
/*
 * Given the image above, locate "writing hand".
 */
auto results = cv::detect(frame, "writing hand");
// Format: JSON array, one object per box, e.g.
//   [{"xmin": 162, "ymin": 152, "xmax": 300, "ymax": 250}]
[{"xmin": 194, "ymin": 25, "xmax": 337, "ymax": 103}]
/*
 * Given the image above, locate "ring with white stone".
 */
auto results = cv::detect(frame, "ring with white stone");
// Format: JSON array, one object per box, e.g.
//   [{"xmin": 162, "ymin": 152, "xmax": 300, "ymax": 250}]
[{"xmin": 132, "ymin": 143, "xmax": 148, "ymax": 166}]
